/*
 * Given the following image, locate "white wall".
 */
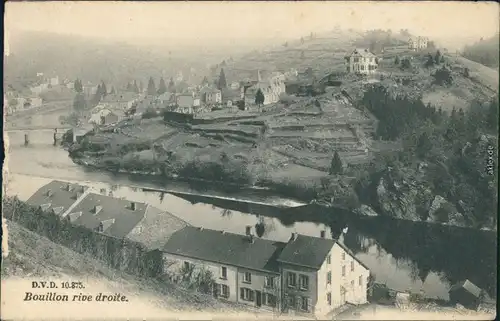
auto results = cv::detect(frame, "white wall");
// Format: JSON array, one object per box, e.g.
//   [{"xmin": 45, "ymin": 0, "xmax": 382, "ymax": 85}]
[{"xmin": 315, "ymin": 243, "xmax": 370, "ymax": 316}]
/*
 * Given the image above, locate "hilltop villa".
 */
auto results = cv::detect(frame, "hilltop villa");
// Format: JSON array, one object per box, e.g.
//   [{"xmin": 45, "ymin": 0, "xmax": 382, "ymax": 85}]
[
  {"xmin": 344, "ymin": 49, "xmax": 379, "ymax": 75},
  {"xmin": 162, "ymin": 226, "xmax": 370, "ymax": 317},
  {"xmin": 408, "ymin": 36, "xmax": 429, "ymax": 51}
]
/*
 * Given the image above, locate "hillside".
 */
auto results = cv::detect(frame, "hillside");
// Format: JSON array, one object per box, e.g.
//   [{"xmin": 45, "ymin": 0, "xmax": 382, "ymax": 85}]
[
  {"xmin": 462, "ymin": 34, "xmax": 500, "ymax": 69},
  {"xmin": 1, "ymin": 220, "xmax": 266, "ymax": 320},
  {"xmin": 4, "ymin": 31, "xmax": 216, "ymax": 91}
]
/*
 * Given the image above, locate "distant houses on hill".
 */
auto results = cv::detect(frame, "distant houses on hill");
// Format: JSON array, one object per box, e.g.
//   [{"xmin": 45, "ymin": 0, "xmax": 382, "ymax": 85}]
[
  {"xmin": 408, "ymin": 36, "xmax": 429, "ymax": 51},
  {"xmin": 344, "ymin": 48, "xmax": 379, "ymax": 75}
]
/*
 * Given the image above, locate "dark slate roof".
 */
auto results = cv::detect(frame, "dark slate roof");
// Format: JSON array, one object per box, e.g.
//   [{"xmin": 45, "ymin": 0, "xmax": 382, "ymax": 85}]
[
  {"xmin": 26, "ymin": 180, "xmax": 88, "ymax": 216},
  {"xmin": 449, "ymin": 279, "xmax": 482, "ymax": 298},
  {"xmin": 163, "ymin": 226, "xmax": 286, "ymax": 273},
  {"xmin": 69, "ymin": 193, "xmax": 147, "ymax": 238},
  {"xmin": 277, "ymin": 234, "xmax": 335, "ymax": 269}
]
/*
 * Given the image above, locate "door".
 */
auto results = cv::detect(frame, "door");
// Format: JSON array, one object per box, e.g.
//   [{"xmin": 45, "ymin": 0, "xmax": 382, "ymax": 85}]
[{"xmin": 256, "ymin": 291, "xmax": 262, "ymax": 307}]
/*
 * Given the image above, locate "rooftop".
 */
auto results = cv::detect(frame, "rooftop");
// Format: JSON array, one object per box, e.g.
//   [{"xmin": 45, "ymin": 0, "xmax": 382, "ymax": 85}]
[
  {"xmin": 163, "ymin": 226, "xmax": 286, "ymax": 273},
  {"xmin": 26, "ymin": 180, "xmax": 88, "ymax": 215},
  {"xmin": 101, "ymin": 92, "xmax": 139, "ymax": 103},
  {"xmin": 449, "ymin": 279, "xmax": 482, "ymax": 298},
  {"xmin": 277, "ymin": 233, "xmax": 335, "ymax": 269},
  {"xmin": 347, "ymin": 48, "xmax": 376, "ymax": 58},
  {"xmin": 68, "ymin": 193, "xmax": 148, "ymax": 238}
]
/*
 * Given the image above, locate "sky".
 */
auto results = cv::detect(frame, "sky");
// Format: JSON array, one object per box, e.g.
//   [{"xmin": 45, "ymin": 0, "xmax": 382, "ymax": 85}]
[{"xmin": 4, "ymin": 1, "xmax": 499, "ymax": 46}]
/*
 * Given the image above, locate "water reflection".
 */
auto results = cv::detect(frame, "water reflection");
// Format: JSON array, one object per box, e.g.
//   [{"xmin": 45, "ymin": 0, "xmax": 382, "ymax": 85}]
[{"xmin": 5, "ymin": 172, "xmax": 496, "ymax": 301}]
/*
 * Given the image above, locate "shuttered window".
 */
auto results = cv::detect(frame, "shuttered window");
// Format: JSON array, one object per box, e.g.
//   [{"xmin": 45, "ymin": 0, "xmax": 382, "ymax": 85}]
[
  {"xmin": 351, "ymin": 261, "xmax": 355, "ymax": 272},
  {"xmin": 240, "ymin": 288, "xmax": 254, "ymax": 301},
  {"xmin": 299, "ymin": 274, "xmax": 309, "ymax": 290},
  {"xmin": 327, "ymin": 271, "xmax": 332, "ymax": 285},
  {"xmin": 327, "ymin": 292, "xmax": 332, "ymax": 306},
  {"xmin": 287, "ymin": 272, "xmax": 297, "ymax": 287}
]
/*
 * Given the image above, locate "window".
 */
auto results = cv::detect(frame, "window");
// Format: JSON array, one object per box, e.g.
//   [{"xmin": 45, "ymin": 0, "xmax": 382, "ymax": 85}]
[
  {"xmin": 300, "ymin": 296, "xmax": 309, "ymax": 311},
  {"xmin": 219, "ymin": 284, "xmax": 230, "ymax": 298},
  {"xmin": 183, "ymin": 261, "xmax": 190, "ymax": 271},
  {"xmin": 360, "ymin": 65, "xmax": 365, "ymax": 71},
  {"xmin": 342, "ymin": 252, "xmax": 346, "ymax": 260},
  {"xmin": 287, "ymin": 272, "xmax": 297, "ymax": 287},
  {"xmin": 265, "ymin": 276, "xmax": 274, "ymax": 288},
  {"xmin": 353, "ymin": 57, "xmax": 359, "ymax": 63},
  {"xmin": 240, "ymin": 288, "xmax": 254, "ymax": 301},
  {"xmin": 342, "ymin": 265, "xmax": 346, "ymax": 276},
  {"xmin": 221, "ymin": 266, "xmax": 227, "ymax": 279},
  {"xmin": 264, "ymin": 293, "xmax": 276, "ymax": 307},
  {"xmin": 327, "ymin": 272, "xmax": 331, "ymax": 285},
  {"xmin": 299, "ymin": 275, "xmax": 309, "ymax": 290},
  {"xmin": 351, "ymin": 261, "xmax": 355, "ymax": 272},
  {"xmin": 359, "ymin": 275, "xmax": 363, "ymax": 286},
  {"xmin": 243, "ymin": 272, "xmax": 252, "ymax": 283},
  {"xmin": 326, "ymin": 255, "xmax": 331, "ymax": 264},
  {"xmin": 327, "ymin": 292, "xmax": 332, "ymax": 306}
]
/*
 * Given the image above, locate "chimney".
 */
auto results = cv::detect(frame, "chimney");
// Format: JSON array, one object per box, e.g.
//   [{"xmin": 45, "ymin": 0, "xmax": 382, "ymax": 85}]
[
  {"xmin": 93, "ymin": 205, "xmax": 103, "ymax": 215},
  {"xmin": 290, "ymin": 232, "xmax": 298, "ymax": 242},
  {"xmin": 66, "ymin": 183, "xmax": 72, "ymax": 191},
  {"xmin": 245, "ymin": 226, "xmax": 252, "ymax": 236},
  {"xmin": 198, "ymin": 227, "xmax": 204, "ymax": 231},
  {"xmin": 320, "ymin": 230, "xmax": 326, "ymax": 238},
  {"xmin": 130, "ymin": 202, "xmax": 136, "ymax": 211}
]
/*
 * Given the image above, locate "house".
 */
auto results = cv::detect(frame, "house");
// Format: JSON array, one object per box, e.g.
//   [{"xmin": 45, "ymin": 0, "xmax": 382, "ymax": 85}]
[
  {"xmin": 344, "ymin": 49, "xmax": 379, "ymax": 75},
  {"xmin": 174, "ymin": 93, "xmax": 200, "ymax": 114},
  {"xmin": 230, "ymin": 81, "xmax": 241, "ymax": 90},
  {"xmin": 157, "ymin": 92, "xmax": 175, "ymax": 105},
  {"xmin": 278, "ymin": 232, "xmax": 370, "ymax": 316},
  {"xmin": 100, "ymin": 92, "xmax": 141, "ymax": 111},
  {"xmin": 408, "ymin": 36, "xmax": 429, "ymax": 51},
  {"xmin": 26, "ymin": 180, "xmax": 89, "ymax": 217},
  {"xmin": 72, "ymin": 124, "xmax": 94, "ymax": 144},
  {"xmin": 448, "ymin": 280, "xmax": 483, "ymax": 310},
  {"xmin": 65, "ymin": 193, "xmax": 148, "ymax": 238},
  {"xmin": 50, "ymin": 76, "xmax": 60, "ymax": 86},
  {"xmin": 162, "ymin": 226, "xmax": 284, "ymax": 311},
  {"xmin": 161, "ymin": 226, "xmax": 370, "ymax": 317},
  {"xmin": 126, "ymin": 206, "xmax": 189, "ymax": 250},
  {"xmin": 88, "ymin": 108, "xmax": 124, "ymax": 125},
  {"xmin": 244, "ymin": 70, "xmax": 286, "ymax": 106},
  {"xmin": 83, "ymin": 84, "xmax": 98, "ymax": 97},
  {"xmin": 200, "ymin": 86, "xmax": 222, "ymax": 105},
  {"xmin": 221, "ymin": 88, "xmax": 243, "ymax": 108}
]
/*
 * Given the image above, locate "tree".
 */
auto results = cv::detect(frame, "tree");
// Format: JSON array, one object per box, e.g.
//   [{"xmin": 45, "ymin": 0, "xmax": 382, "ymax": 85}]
[
  {"xmin": 394, "ymin": 56, "xmax": 400, "ymax": 65},
  {"xmin": 158, "ymin": 77, "xmax": 167, "ymax": 95},
  {"xmin": 255, "ymin": 89, "xmax": 265, "ymax": 107},
  {"xmin": 440, "ymin": 55, "xmax": 445, "ymax": 64},
  {"xmin": 400, "ymin": 58, "xmax": 412, "ymax": 70},
  {"xmin": 432, "ymin": 66, "xmax": 453, "ymax": 86},
  {"xmin": 168, "ymin": 78, "xmax": 175, "ymax": 92},
  {"xmin": 425, "ymin": 54, "xmax": 435, "ymax": 68},
  {"xmin": 100, "ymin": 81, "xmax": 107, "ymax": 98},
  {"xmin": 218, "ymin": 68, "xmax": 227, "ymax": 90},
  {"xmin": 133, "ymin": 80, "xmax": 139, "ymax": 93},
  {"xmin": 147, "ymin": 77, "xmax": 157, "ymax": 96},
  {"xmin": 463, "ymin": 67, "xmax": 470, "ymax": 78},
  {"xmin": 300, "ymin": 51, "xmax": 305, "ymax": 59},
  {"xmin": 126, "ymin": 82, "xmax": 133, "ymax": 92},
  {"xmin": 110, "ymin": 86, "xmax": 116, "ymax": 95},
  {"xmin": 74, "ymin": 79, "xmax": 83, "ymax": 93},
  {"xmin": 300, "ymin": 37, "xmax": 304, "ymax": 44},
  {"xmin": 201, "ymin": 76, "xmax": 209, "ymax": 86},
  {"xmin": 329, "ymin": 151, "xmax": 343, "ymax": 175},
  {"xmin": 73, "ymin": 93, "xmax": 86, "ymax": 112},
  {"xmin": 416, "ymin": 132, "xmax": 433, "ymax": 159},
  {"xmin": 434, "ymin": 50, "xmax": 441, "ymax": 64}
]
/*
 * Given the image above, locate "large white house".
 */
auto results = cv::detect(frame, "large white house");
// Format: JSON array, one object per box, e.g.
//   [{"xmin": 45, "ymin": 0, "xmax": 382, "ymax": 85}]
[
  {"xmin": 345, "ymin": 49, "xmax": 379, "ymax": 75},
  {"xmin": 408, "ymin": 37, "xmax": 429, "ymax": 51}
]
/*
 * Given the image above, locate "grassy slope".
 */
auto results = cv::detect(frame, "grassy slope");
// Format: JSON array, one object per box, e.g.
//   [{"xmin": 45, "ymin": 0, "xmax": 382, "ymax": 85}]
[{"xmin": 1, "ymin": 220, "xmax": 262, "ymax": 316}]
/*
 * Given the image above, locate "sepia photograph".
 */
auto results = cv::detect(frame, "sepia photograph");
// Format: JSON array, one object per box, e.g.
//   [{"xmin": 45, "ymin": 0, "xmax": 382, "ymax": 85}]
[{"xmin": 1, "ymin": 1, "xmax": 498, "ymax": 320}]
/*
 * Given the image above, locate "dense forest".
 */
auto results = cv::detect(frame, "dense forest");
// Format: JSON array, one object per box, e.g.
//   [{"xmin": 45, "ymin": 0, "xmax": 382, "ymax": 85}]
[{"xmin": 359, "ymin": 84, "xmax": 498, "ymax": 228}]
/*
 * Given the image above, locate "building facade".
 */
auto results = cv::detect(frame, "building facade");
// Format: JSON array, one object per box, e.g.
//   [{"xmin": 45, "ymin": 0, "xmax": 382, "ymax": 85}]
[
  {"xmin": 162, "ymin": 226, "xmax": 370, "ymax": 317},
  {"xmin": 408, "ymin": 37, "xmax": 429, "ymax": 51},
  {"xmin": 345, "ymin": 49, "xmax": 379, "ymax": 75}
]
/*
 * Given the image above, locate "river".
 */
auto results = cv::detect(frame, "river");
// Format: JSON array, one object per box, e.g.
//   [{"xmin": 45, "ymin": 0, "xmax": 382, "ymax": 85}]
[{"xmin": 3, "ymin": 128, "xmax": 497, "ymax": 301}]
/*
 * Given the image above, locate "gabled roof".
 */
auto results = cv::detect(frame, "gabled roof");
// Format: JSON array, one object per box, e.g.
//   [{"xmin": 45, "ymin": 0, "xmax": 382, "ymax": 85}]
[
  {"xmin": 347, "ymin": 48, "xmax": 376, "ymax": 58},
  {"xmin": 163, "ymin": 226, "xmax": 286, "ymax": 273},
  {"xmin": 68, "ymin": 193, "xmax": 147, "ymax": 238},
  {"xmin": 449, "ymin": 279, "xmax": 482, "ymax": 298},
  {"xmin": 26, "ymin": 180, "xmax": 88, "ymax": 215},
  {"xmin": 277, "ymin": 234, "xmax": 335, "ymax": 270}
]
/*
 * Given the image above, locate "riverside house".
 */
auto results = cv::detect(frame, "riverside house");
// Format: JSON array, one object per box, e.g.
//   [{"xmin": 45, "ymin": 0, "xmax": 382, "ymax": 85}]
[{"xmin": 162, "ymin": 226, "xmax": 370, "ymax": 317}]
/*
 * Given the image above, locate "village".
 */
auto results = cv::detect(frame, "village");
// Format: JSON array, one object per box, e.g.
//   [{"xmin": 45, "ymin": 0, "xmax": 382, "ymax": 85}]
[{"xmin": 3, "ymin": 9, "xmax": 498, "ymax": 319}]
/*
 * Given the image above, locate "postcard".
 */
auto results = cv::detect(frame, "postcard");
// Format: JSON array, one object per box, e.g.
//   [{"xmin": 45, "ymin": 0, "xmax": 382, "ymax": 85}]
[{"xmin": 2, "ymin": 1, "xmax": 498, "ymax": 320}]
